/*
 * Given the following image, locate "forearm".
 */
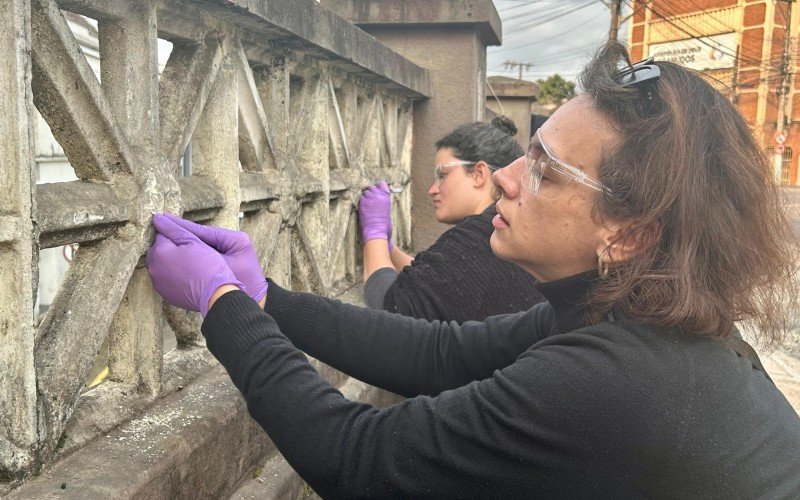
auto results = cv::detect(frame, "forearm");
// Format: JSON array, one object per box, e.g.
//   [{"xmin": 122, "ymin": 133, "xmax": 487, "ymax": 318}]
[
  {"xmin": 363, "ymin": 267, "xmax": 397, "ymax": 309},
  {"xmin": 264, "ymin": 281, "xmax": 547, "ymax": 396},
  {"xmin": 390, "ymin": 246, "xmax": 414, "ymax": 271},
  {"xmin": 363, "ymin": 239, "xmax": 393, "ymax": 282}
]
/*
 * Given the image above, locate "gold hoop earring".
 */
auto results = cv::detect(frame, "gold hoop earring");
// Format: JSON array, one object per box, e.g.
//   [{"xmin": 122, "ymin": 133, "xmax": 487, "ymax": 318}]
[{"xmin": 597, "ymin": 247, "xmax": 610, "ymax": 278}]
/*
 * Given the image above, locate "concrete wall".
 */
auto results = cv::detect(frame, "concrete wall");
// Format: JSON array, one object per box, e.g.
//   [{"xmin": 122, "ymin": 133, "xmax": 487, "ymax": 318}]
[{"xmin": 1, "ymin": 0, "xmax": 428, "ymax": 494}]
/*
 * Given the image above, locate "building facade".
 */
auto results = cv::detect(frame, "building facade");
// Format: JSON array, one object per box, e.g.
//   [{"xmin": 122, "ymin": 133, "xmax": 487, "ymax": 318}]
[{"xmin": 628, "ymin": 0, "xmax": 799, "ymax": 186}]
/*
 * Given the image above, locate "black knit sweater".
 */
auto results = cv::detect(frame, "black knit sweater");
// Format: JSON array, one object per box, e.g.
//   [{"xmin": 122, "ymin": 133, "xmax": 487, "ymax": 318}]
[
  {"xmin": 381, "ymin": 205, "xmax": 544, "ymax": 322},
  {"xmin": 202, "ymin": 273, "xmax": 800, "ymax": 498}
]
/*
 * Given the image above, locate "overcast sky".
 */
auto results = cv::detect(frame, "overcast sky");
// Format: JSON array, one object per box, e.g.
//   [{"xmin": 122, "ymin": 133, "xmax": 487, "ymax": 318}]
[{"xmin": 488, "ymin": 0, "xmax": 632, "ymax": 82}]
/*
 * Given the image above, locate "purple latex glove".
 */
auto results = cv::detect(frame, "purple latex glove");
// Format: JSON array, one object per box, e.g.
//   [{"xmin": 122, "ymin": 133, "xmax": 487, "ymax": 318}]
[
  {"xmin": 147, "ymin": 215, "xmax": 243, "ymax": 317},
  {"xmin": 359, "ymin": 181, "xmax": 393, "ymax": 244},
  {"xmin": 159, "ymin": 212, "xmax": 269, "ymax": 303}
]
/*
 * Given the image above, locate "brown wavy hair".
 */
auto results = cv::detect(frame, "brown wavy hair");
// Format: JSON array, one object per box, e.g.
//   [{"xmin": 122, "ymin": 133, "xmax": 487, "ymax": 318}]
[{"xmin": 580, "ymin": 42, "xmax": 799, "ymax": 348}]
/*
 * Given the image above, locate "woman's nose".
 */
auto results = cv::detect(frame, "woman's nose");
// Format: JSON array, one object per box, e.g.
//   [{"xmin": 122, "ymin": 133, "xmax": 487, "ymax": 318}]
[
  {"xmin": 428, "ymin": 182, "xmax": 439, "ymax": 196},
  {"xmin": 492, "ymin": 156, "xmax": 524, "ymax": 199}
]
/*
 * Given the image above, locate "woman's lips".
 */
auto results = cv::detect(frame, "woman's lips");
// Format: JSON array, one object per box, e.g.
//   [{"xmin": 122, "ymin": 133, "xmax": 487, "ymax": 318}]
[{"xmin": 492, "ymin": 213, "xmax": 508, "ymax": 228}]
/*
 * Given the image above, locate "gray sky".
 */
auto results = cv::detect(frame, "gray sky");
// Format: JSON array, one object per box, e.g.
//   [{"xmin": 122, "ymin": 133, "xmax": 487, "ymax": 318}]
[{"xmin": 488, "ymin": 0, "xmax": 631, "ymax": 82}]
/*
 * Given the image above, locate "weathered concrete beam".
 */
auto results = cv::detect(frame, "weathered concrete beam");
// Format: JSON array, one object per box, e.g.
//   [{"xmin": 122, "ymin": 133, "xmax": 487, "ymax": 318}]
[
  {"xmin": 240, "ymin": 171, "xmax": 281, "ymax": 205},
  {"xmin": 36, "ymin": 181, "xmax": 129, "ymax": 248},
  {"xmin": 322, "ymin": 0, "xmax": 503, "ymax": 46},
  {"xmin": 192, "ymin": 57, "xmax": 241, "ymax": 229},
  {"xmin": 56, "ymin": 0, "xmax": 429, "ymax": 99},
  {"xmin": 192, "ymin": 0, "xmax": 430, "ymax": 98},
  {"xmin": 159, "ymin": 35, "xmax": 224, "ymax": 169},
  {"xmin": 31, "ymin": 0, "xmax": 138, "ymax": 181},
  {"xmin": 178, "ymin": 176, "xmax": 225, "ymax": 216},
  {"xmin": 0, "ymin": 0, "xmax": 38, "ymax": 479},
  {"xmin": 236, "ymin": 43, "xmax": 277, "ymax": 173},
  {"xmin": 35, "ymin": 234, "xmax": 142, "ymax": 460}
]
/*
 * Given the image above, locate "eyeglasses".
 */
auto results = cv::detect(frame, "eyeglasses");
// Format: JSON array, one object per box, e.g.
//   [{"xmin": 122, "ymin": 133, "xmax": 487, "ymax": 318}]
[
  {"xmin": 433, "ymin": 160, "xmax": 476, "ymax": 184},
  {"xmin": 522, "ymin": 129, "xmax": 613, "ymax": 199},
  {"xmin": 434, "ymin": 161, "xmax": 498, "ymax": 184}
]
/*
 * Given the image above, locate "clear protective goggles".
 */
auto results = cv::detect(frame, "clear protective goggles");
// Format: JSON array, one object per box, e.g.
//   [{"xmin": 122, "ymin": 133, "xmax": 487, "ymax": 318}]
[
  {"xmin": 433, "ymin": 160, "xmax": 477, "ymax": 184},
  {"xmin": 522, "ymin": 129, "xmax": 613, "ymax": 199}
]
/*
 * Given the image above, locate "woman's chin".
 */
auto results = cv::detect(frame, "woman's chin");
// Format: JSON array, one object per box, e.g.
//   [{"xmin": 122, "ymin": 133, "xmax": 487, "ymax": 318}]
[{"xmin": 434, "ymin": 210, "xmax": 458, "ymax": 225}]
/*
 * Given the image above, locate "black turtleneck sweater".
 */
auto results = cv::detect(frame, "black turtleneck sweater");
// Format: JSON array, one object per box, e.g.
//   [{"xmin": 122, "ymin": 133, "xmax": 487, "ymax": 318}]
[
  {"xmin": 201, "ymin": 273, "xmax": 800, "ymax": 498},
  {"xmin": 369, "ymin": 204, "xmax": 545, "ymax": 322}
]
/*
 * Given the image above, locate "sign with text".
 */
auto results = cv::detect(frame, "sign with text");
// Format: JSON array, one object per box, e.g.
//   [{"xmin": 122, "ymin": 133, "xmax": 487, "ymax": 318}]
[{"xmin": 648, "ymin": 33, "xmax": 737, "ymax": 71}]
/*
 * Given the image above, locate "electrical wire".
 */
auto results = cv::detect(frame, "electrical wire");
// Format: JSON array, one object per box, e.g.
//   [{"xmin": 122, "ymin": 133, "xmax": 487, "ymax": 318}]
[
  {"xmin": 503, "ymin": 1, "xmax": 597, "ymax": 38},
  {"xmin": 637, "ymin": 0, "xmax": 783, "ymax": 71},
  {"xmin": 490, "ymin": 16, "xmax": 597, "ymax": 53}
]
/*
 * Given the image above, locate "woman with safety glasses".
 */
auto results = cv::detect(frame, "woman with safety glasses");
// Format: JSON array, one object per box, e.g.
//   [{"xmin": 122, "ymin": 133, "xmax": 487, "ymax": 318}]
[
  {"xmin": 147, "ymin": 43, "xmax": 800, "ymax": 497},
  {"xmin": 358, "ymin": 116, "xmax": 544, "ymax": 322}
]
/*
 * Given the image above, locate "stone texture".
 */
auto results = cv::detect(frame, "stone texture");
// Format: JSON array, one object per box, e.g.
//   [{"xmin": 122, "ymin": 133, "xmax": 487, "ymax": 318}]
[{"xmin": 0, "ymin": 0, "xmax": 39, "ymax": 481}]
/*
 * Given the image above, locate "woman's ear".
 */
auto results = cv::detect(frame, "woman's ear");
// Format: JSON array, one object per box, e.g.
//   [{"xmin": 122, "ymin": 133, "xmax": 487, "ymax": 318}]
[
  {"xmin": 472, "ymin": 161, "xmax": 491, "ymax": 189},
  {"xmin": 597, "ymin": 221, "xmax": 661, "ymax": 265}
]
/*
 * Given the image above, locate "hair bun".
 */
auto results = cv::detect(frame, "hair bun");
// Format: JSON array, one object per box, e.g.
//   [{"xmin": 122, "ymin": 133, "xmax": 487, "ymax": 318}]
[{"xmin": 491, "ymin": 115, "xmax": 518, "ymax": 137}]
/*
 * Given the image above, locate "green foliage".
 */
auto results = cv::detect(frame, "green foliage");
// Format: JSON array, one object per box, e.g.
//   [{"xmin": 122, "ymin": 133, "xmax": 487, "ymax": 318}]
[{"xmin": 536, "ymin": 74, "xmax": 576, "ymax": 103}]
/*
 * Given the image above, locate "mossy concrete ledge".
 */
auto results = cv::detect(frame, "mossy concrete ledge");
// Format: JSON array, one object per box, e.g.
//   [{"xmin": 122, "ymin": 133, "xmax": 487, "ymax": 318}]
[{"xmin": 8, "ymin": 361, "xmax": 399, "ymax": 499}]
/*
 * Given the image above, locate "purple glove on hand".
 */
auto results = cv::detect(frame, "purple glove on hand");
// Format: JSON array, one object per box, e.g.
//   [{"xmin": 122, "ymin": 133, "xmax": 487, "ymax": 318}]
[
  {"xmin": 160, "ymin": 212, "xmax": 269, "ymax": 304},
  {"xmin": 359, "ymin": 181, "xmax": 393, "ymax": 245},
  {"xmin": 147, "ymin": 215, "xmax": 243, "ymax": 317}
]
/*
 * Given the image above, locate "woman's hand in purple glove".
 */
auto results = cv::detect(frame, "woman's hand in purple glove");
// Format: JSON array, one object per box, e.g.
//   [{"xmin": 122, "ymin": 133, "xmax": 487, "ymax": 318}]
[
  {"xmin": 358, "ymin": 181, "xmax": 393, "ymax": 244},
  {"xmin": 159, "ymin": 213, "xmax": 269, "ymax": 304},
  {"xmin": 147, "ymin": 215, "xmax": 243, "ymax": 317}
]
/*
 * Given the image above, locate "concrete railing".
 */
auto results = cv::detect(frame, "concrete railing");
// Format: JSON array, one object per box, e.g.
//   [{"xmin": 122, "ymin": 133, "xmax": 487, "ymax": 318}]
[{"xmin": 1, "ymin": 0, "xmax": 428, "ymax": 489}]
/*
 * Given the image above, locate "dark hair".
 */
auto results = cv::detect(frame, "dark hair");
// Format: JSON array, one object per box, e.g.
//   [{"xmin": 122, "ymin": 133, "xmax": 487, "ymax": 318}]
[
  {"xmin": 579, "ymin": 42, "xmax": 799, "ymax": 348},
  {"xmin": 435, "ymin": 115, "xmax": 525, "ymax": 171}
]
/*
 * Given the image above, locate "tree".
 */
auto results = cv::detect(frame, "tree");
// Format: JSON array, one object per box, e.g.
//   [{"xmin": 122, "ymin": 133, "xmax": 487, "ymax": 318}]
[{"xmin": 536, "ymin": 74, "xmax": 576, "ymax": 103}]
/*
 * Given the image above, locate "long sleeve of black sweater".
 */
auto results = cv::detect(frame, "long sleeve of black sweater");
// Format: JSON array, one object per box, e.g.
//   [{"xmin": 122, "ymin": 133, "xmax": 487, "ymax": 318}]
[
  {"xmin": 202, "ymin": 289, "xmax": 555, "ymax": 498},
  {"xmin": 202, "ymin": 284, "xmax": 800, "ymax": 498}
]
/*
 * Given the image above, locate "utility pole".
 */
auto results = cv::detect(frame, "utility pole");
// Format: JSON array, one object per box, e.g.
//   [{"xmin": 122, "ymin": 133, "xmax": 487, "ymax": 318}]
[
  {"xmin": 731, "ymin": 45, "xmax": 740, "ymax": 105},
  {"xmin": 503, "ymin": 60, "xmax": 534, "ymax": 81},
  {"xmin": 608, "ymin": 0, "xmax": 623, "ymax": 41},
  {"xmin": 774, "ymin": 0, "xmax": 794, "ymax": 184}
]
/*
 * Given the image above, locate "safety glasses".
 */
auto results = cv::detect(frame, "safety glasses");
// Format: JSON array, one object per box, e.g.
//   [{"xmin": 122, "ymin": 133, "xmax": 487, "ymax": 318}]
[
  {"xmin": 522, "ymin": 129, "xmax": 613, "ymax": 199},
  {"xmin": 433, "ymin": 160, "xmax": 476, "ymax": 184}
]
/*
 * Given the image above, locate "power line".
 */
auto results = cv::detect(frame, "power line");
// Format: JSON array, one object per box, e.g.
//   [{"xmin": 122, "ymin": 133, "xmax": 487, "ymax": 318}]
[
  {"xmin": 489, "ymin": 16, "xmax": 597, "ymax": 53},
  {"xmin": 637, "ymin": 1, "xmax": 782, "ymax": 71},
  {"xmin": 503, "ymin": 1, "xmax": 596, "ymax": 37}
]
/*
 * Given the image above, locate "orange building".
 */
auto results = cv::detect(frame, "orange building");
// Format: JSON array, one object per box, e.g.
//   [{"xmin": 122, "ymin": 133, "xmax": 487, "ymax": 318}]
[{"xmin": 628, "ymin": 0, "xmax": 799, "ymax": 185}]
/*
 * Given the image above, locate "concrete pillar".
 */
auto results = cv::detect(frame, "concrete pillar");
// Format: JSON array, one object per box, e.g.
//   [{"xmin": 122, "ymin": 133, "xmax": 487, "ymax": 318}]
[
  {"xmin": 320, "ymin": 0, "xmax": 501, "ymax": 250},
  {"xmin": 0, "ymin": 0, "xmax": 38, "ymax": 478},
  {"xmin": 485, "ymin": 76, "xmax": 539, "ymax": 151}
]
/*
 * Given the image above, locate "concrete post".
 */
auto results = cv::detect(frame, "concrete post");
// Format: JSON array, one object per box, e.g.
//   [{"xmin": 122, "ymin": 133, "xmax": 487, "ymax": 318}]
[
  {"xmin": 0, "ymin": 0, "xmax": 38, "ymax": 478},
  {"xmin": 320, "ymin": 0, "xmax": 502, "ymax": 250},
  {"xmin": 485, "ymin": 76, "xmax": 539, "ymax": 150}
]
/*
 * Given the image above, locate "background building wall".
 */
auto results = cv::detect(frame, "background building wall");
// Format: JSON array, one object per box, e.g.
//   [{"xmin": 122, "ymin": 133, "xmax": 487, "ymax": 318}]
[{"xmin": 628, "ymin": 0, "xmax": 800, "ymax": 186}]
